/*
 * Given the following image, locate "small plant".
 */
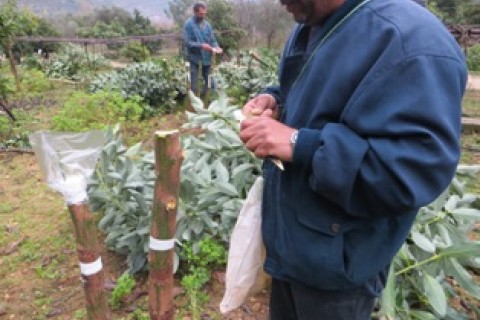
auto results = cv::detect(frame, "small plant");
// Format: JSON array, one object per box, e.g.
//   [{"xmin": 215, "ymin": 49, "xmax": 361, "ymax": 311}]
[
  {"xmin": 128, "ymin": 308, "xmax": 150, "ymax": 320},
  {"xmin": 0, "ymin": 109, "xmax": 32, "ymax": 149},
  {"xmin": 45, "ymin": 44, "xmax": 108, "ymax": 80},
  {"xmin": 74, "ymin": 309, "xmax": 87, "ymax": 319},
  {"xmin": 179, "ymin": 237, "xmax": 227, "ymax": 318},
  {"xmin": 180, "ymin": 271, "xmax": 210, "ymax": 319},
  {"xmin": 89, "ymin": 60, "xmax": 187, "ymax": 116},
  {"xmin": 467, "ymin": 44, "xmax": 480, "ymax": 72},
  {"xmin": 19, "ymin": 69, "xmax": 52, "ymax": 95},
  {"xmin": 52, "ymin": 91, "xmax": 144, "ymax": 132},
  {"xmin": 121, "ymin": 41, "xmax": 150, "ymax": 62},
  {"xmin": 109, "ymin": 273, "xmax": 136, "ymax": 309}
]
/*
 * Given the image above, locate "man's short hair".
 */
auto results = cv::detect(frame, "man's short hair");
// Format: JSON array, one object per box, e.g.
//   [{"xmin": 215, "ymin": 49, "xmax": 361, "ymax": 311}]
[{"xmin": 193, "ymin": 1, "xmax": 207, "ymax": 12}]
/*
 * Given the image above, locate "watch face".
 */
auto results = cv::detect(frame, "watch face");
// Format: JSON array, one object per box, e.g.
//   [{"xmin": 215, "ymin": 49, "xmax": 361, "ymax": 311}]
[{"xmin": 290, "ymin": 131, "xmax": 298, "ymax": 146}]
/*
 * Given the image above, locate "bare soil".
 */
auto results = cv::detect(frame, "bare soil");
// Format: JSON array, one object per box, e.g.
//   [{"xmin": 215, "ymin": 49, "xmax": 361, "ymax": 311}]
[
  {"xmin": 0, "ymin": 84, "xmax": 478, "ymax": 320},
  {"xmin": 0, "ymin": 111, "xmax": 270, "ymax": 319},
  {"xmin": 468, "ymin": 74, "xmax": 480, "ymax": 91}
]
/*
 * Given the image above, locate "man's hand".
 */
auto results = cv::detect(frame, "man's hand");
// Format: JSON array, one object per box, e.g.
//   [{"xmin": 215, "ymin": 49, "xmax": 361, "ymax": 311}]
[
  {"xmin": 240, "ymin": 116, "xmax": 296, "ymax": 162},
  {"xmin": 201, "ymin": 43, "xmax": 213, "ymax": 51},
  {"xmin": 242, "ymin": 94, "xmax": 278, "ymax": 119},
  {"xmin": 213, "ymin": 47, "xmax": 223, "ymax": 54}
]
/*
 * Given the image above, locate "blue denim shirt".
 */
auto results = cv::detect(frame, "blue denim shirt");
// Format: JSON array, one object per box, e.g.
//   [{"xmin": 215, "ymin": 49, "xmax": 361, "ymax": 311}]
[{"xmin": 183, "ymin": 16, "xmax": 219, "ymax": 66}]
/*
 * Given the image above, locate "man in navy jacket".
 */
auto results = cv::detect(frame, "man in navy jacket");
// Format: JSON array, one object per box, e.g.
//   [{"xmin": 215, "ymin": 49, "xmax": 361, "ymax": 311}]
[{"xmin": 239, "ymin": 0, "xmax": 466, "ymax": 319}]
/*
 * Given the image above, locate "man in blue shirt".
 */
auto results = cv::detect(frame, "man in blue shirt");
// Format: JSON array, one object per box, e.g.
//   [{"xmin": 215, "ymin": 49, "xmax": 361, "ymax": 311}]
[
  {"xmin": 239, "ymin": 0, "xmax": 466, "ymax": 319},
  {"xmin": 183, "ymin": 1, "xmax": 223, "ymax": 97}
]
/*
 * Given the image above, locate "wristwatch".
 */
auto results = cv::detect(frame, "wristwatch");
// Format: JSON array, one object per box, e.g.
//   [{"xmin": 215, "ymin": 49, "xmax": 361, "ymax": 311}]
[{"xmin": 290, "ymin": 130, "xmax": 299, "ymax": 147}]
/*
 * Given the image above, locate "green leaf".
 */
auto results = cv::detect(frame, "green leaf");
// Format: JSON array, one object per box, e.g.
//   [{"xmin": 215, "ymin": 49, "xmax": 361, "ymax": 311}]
[
  {"xmin": 446, "ymin": 258, "xmax": 480, "ymax": 299},
  {"xmin": 439, "ymin": 243, "xmax": 480, "ymax": 259},
  {"xmin": 411, "ymin": 230, "xmax": 436, "ymax": 253},
  {"xmin": 188, "ymin": 91, "xmax": 204, "ymax": 112},
  {"xmin": 436, "ymin": 224, "xmax": 452, "ymax": 247},
  {"xmin": 444, "ymin": 194, "xmax": 460, "ymax": 211},
  {"xmin": 214, "ymin": 181, "xmax": 238, "ymax": 197},
  {"xmin": 410, "ymin": 310, "xmax": 438, "ymax": 320},
  {"xmin": 450, "ymin": 208, "xmax": 480, "ymax": 219},
  {"xmin": 232, "ymin": 163, "xmax": 255, "ymax": 176},
  {"xmin": 422, "ymin": 274, "xmax": 446, "ymax": 317},
  {"xmin": 125, "ymin": 142, "xmax": 142, "ymax": 157},
  {"xmin": 213, "ymin": 160, "xmax": 229, "ymax": 183},
  {"xmin": 379, "ymin": 264, "xmax": 397, "ymax": 318}
]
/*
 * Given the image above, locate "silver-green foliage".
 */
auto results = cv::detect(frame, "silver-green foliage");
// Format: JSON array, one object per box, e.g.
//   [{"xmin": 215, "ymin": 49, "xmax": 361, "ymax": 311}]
[
  {"xmin": 87, "ymin": 94, "xmax": 261, "ymax": 273},
  {"xmin": 89, "ymin": 60, "xmax": 187, "ymax": 116},
  {"xmin": 88, "ymin": 96, "xmax": 480, "ymax": 318},
  {"xmin": 45, "ymin": 44, "xmax": 108, "ymax": 80},
  {"xmin": 88, "ymin": 126, "xmax": 155, "ymax": 274},
  {"xmin": 177, "ymin": 92, "xmax": 262, "ymax": 243},
  {"xmin": 377, "ymin": 165, "xmax": 480, "ymax": 320},
  {"xmin": 216, "ymin": 49, "xmax": 278, "ymax": 104}
]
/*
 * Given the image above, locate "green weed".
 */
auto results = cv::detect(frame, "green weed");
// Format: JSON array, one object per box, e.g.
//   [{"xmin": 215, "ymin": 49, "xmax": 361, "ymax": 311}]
[
  {"xmin": 109, "ymin": 273, "xmax": 136, "ymax": 309},
  {"xmin": 52, "ymin": 90, "xmax": 144, "ymax": 132},
  {"xmin": 179, "ymin": 237, "xmax": 227, "ymax": 318},
  {"xmin": 0, "ymin": 203, "xmax": 13, "ymax": 214}
]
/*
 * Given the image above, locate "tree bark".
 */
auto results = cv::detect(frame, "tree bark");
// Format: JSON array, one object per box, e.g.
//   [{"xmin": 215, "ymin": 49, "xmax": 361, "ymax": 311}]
[
  {"xmin": 0, "ymin": 100, "xmax": 16, "ymax": 121},
  {"xmin": 68, "ymin": 204, "xmax": 110, "ymax": 320},
  {"xmin": 5, "ymin": 40, "xmax": 20, "ymax": 92},
  {"xmin": 148, "ymin": 130, "xmax": 183, "ymax": 320}
]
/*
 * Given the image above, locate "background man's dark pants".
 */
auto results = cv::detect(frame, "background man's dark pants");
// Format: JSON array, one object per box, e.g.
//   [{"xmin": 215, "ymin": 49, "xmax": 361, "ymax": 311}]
[
  {"xmin": 269, "ymin": 278, "xmax": 376, "ymax": 320},
  {"xmin": 190, "ymin": 62, "xmax": 211, "ymax": 97}
]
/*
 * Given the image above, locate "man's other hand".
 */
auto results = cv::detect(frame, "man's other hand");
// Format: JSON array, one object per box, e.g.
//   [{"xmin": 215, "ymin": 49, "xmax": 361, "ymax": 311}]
[
  {"xmin": 201, "ymin": 43, "xmax": 213, "ymax": 51},
  {"xmin": 242, "ymin": 94, "xmax": 278, "ymax": 119}
]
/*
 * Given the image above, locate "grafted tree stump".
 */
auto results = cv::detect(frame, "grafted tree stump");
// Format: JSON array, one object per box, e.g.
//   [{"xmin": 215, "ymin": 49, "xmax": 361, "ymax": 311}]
[
  {"xmin": 148, "ymin": 130, "xmax": 183, "ymax": 320},
  {"xmin": 68, "ymin": 204, "xmax": 110, "ymax": 320}
]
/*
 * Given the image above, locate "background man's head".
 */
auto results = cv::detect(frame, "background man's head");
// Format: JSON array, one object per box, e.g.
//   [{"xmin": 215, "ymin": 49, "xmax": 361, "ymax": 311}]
[{"xmin": 193, "ymin": 1, "xmax": 207, "ymax": 22}]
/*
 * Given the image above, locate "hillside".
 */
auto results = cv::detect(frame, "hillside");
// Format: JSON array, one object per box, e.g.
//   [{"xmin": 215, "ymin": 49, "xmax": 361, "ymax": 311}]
[{"xmin": 17, "ymin": 0, "xmax": 171, "ymax": 24}]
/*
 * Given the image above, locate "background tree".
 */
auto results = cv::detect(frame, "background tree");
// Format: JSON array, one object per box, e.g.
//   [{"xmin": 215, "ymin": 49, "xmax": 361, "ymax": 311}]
[
  {"xmin": 165, "ymin": 0, "xmax": 194, "ymax": 31},
  {"xmin": 232, "ymin": 0, "xmax": 260, "ymax": 46},
  {"xmin": 456, "ymin": 0, "xmax": 480, "ymax": 24},
  {"xmin": 76, "ymin": 7, "xmax": 159, "ymax": 52},
  {"xmin": 0, "ymin": 0, "xmax": 36, "ymax": 91},
  {"xmin": 13, "ymin": 16, "xmax": 60, "ymax": 59},
  {"xmin": 206, "ymin": 0, "xmax": 243, "ymax": 54},
  {"xmin": 126, "ymin": 9, "xmax": 161, "ymax": 53},
  {"xmin": 253, "ymin": 0, "xmax": 292, "ymax": 49}
]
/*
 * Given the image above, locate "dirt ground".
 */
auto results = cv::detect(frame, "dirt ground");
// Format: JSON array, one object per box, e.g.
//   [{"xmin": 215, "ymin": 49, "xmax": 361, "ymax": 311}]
[
  {"xmin": 467, "ymin": 74, "xmax": 480, "ymax": 90},
  {"xmin": 1, "ymin": 82, "xmax": 479, "ymax": 319},
  {"xmin": 0, "ymin": 151, "xmax": 270, "ymax": 319}
]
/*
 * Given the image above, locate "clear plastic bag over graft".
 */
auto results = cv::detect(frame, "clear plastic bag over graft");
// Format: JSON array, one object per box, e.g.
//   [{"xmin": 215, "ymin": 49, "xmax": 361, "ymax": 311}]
[{"xmin": 29, "ymin": 131, "xmax": 107, "ymax": 205}]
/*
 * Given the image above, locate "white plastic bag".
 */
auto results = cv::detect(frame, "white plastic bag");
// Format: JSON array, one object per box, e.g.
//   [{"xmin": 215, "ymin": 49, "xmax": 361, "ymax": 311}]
[
  {"xmin": 220, "ymin": 176, "xmax": 270, "ymax": 314},
  {"xmin": 29, "ymin": 131, "xmax": 107, "ymax": 205}
]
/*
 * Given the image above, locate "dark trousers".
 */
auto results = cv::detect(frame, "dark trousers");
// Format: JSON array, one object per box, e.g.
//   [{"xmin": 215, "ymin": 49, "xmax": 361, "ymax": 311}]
[
  {"xmin": 269, "ymin": 278, "xmax": 376, "ymax": 320},
  {"xmin": 190, "ymin": 62, "xmax": 211, "ymax": 97}
]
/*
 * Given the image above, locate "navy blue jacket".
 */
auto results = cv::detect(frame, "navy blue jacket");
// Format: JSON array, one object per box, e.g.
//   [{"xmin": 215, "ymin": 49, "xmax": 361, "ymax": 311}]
[{"xmin": 262, "ymin": 0, "xmax": 466, "ymax": 291}]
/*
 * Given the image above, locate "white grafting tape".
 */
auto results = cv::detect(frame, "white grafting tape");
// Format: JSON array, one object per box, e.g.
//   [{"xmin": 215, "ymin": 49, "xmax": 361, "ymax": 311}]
[
  {"xmin": 79, "ymin": 257, "xmax": 103, "ymax": 276},
  {"xmin": 63, "ymin": 174, "xmax": 88, "ymax": 205},
  {"xmin": 149, "ymin": 236, "xmax": 175, "ymax": 251}
]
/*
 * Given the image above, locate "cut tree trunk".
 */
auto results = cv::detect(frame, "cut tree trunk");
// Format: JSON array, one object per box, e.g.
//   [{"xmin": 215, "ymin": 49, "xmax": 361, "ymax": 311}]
[
  {"xmin": 148, "ymin": 130, "xmax": 183, "ymax": 320},
  {"xmin": 68, "ymin": 204, "xmax": 110, "ymax": 320}
]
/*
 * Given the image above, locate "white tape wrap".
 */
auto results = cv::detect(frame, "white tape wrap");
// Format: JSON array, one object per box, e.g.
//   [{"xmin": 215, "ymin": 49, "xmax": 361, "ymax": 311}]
[
  {"xmin": 62, "ymin": 175, "xmax": 88, "ymax": 205},
  {"xmin": 149, "ymin": 236, "xmax": 175, "ymax": 251},
  {"xmin": 65, "ymin": 189, "xmax": 88, "ymax": 205},
  {"xmin": 79, "ymin": 257, "xmax": 103, "ymax": 276}
]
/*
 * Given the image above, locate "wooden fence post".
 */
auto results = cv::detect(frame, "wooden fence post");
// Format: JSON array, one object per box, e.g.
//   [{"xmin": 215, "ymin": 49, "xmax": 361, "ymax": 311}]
[
  {"xmin": 68, "ymin": 203, "xmax": 110, "ymax": 320},
  {"xmin": 148, "ymin": 130, "xmax": 183, "ymax": 320}
]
